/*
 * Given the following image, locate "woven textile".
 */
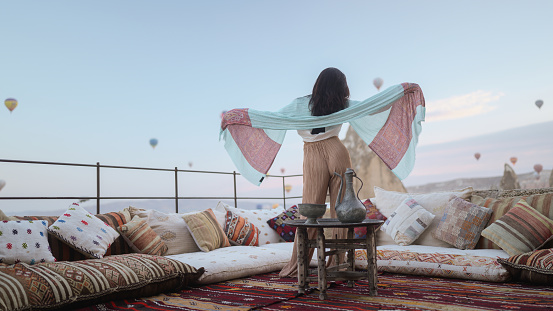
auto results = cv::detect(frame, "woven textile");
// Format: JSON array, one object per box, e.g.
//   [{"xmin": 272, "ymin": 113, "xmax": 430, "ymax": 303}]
[
  {"xmin": 0, "ymin": 220, "xmax": 55, "ymax": 264},
  {"xmin": 373, "ymin": 186, "xmax": 473, "ymax": 247},
  {"xmin": 471, "ymin": 192, "xmax": 553, "ymax": 249},
  {"xmin": 266, "ymin": 205, "xmax": 298, "ymax": 242},
  {"xmin": 354, "ymin": 199, "xmax": 386, "ymax": 239},
  {"xmin": 355, "ymin": 248, "xmax": 510, "ymax": 282},
  {"xmin": 182, "ymin": 208, "xmax": 230, "ymax": 252},
  {"xmin": 381, "ymin": 198, "xmax": 435, "ymax": 246},
  {"xmin": 224, "ymin": 210, "xmax": 260, "ymax": 246},
  {"xmin": 118, "ymin": 215, "xmax": 168, "ymax": 255},
  {"xmin": 221, "ymin": 83, "xmax": 425, "ymax": 185},
  {"xmin": 0, "ymin": 253, "xmax": 203, "ymax": 311},
  {"xmin": 498, "ymin": 248, "xmax": 553, "ymax": 285},
  {"xmin": 432, "ymin": 195, "xmax": 493, "ymax": 249},
  {"xmin": 79, "ymin": 271, "xmax": 553, "ymax": 311},
  {"xmin": 47, "ymin": 203, "xmax": 120, "ymax": 259},
  {"xmin": 481, "ymin": 199, "xmax": 553, "ymax": 256},
  {"xmin": 215, "ymin": 201, "xmax": 284, "ymax": 245}
]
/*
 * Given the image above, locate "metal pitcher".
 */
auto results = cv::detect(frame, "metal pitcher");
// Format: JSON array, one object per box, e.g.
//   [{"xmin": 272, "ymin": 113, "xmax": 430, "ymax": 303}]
[{"xmin": 334, "ymin": 168, "xmax": 366, "ymax": 223}]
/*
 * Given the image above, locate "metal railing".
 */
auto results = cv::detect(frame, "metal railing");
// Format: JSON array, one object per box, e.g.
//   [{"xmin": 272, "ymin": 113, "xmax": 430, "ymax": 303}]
[{"xmin": 0, "ymin": 159, "xmax": 302, "ymax": 214}]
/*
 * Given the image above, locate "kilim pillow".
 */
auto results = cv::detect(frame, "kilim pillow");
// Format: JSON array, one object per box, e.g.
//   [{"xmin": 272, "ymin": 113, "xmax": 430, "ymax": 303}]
[
  {"xmin": 471, "ymin": 192, "xmax": 553, "ymax": 249},
  {"xmin": 266, "ymin": 205, "xmax": 298, "ymax": 242},
  {"xmin": 432, "ymin": 195, "xmax": 493, "ymax": 250},
  {"xmin": 182, "ymin": 208, "xmax": 230, "ymax": 252},
  {"xmin": 497, "ymin": 248, "xmax": 553, "ymax": 285},
  {"xmin": 47, "ymin": 203, "xmax": 120, "ymax": 259},
  {"xmin": 355, "ymin": 199, "xmax": 387, "ymax": 239},
  {"xmin": 373, "ymin": 187, "xmax": 473, "ymax": 247},
  {"xmin": 224, "ymin": 210, "xmax": 260, "ymax": 246},
  {"xmin": 381, "ymin": 198, "xmax": 435, "ymax": 246},
  {"xmin": 0, "ymin": 220, "xmax": 56, "ymax": 264},
  {"xmin": 481, "ymin": 199, "xmax": 553, "ymax": 256},
  {"xmin": 215, "ymin": 201, "xmax": 284, "ymax": 244},
  {"xmin": 118, "ymin": 215, "xmax": 168, "ymax": 255}
]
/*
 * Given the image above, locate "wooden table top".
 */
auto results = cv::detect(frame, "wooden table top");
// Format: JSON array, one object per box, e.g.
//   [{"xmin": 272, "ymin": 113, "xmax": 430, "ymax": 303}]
[{"xmin": 285, "ymin": 218, "xmax": 384, "ymax": 228}]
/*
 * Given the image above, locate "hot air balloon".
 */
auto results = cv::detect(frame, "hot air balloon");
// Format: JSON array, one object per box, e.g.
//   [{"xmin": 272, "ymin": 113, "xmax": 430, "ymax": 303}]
[
  {"xmin": 373, "ymin": 77, "xmax": 383, "ymax": 91},
  {"xmin": 285, "ymin": 184, "xmax": 292, "ymax": 193},
  {"xmin": 188, "ymin": 162, "xmax": 193, "ymax": 168},
  {"xmin": 280, "ymin": 168, "xmax": 285, "ymax": 174},
  {"xmin": 510, "ymin": 157, "xmax": 517, "ymax": 165},
  {"xmin": 4, "ymin": 98, "xmax": 17, "ymax": 113},
  {"xmin": 272, "ymin": 203, "xmax": 279, "ymax": 209},
  {"xmin": 149, "ymin": 138, "xmax": 158, "ymax": 149},
  {"xmin": 474, "ymin": 153, "xmax": 481, "ymax": 161},
  {"xmin": 0, "ymin": 180, "xmax": 5, "ymax": 191},
  {"xmin": 535, "ymin": 100, "xmax": 544, "ymax": 109},
  {"xmin": 534, "ymin": 164, "xmax": 543, "ymax": 174}
]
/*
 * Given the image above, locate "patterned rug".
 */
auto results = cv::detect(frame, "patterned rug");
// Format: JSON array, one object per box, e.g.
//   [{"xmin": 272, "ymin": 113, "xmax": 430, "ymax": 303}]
[{"xmin": 78, "ymin": 272, "xmax": 553, "ymax": 311}]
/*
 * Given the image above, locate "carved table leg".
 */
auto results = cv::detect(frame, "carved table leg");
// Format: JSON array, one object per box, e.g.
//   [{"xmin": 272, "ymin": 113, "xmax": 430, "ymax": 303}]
[
  {"xmin": 347, "ymin": 227, "xmax": 355, "ymax": 288},
  {"xmin": 366, "ymin": 226, "xmax": 378, "ymax": 296},
  {"xmin": 316, "ymin": 227, "xmax": 327, "ymax": 300},
  {"xmin": 297, "ymin": 227, "xmax": 308, "ymax": 294}
]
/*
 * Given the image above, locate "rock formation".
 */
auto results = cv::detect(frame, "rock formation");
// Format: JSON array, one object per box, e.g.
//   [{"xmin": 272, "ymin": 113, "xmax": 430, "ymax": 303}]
[
  {"xmin": 550, "ymin": 169, "xmax": 553, "ymax": 188},
  {"xmin": 500, "ymin": 163, "xmax": 520, "ymax": 190},
  {"xmin": 341, "ymin": 126, "xmax": 406, "ymax": 199}
]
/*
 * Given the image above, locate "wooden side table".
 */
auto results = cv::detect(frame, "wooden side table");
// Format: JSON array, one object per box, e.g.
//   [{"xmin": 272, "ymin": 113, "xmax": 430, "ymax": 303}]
[{"xmin": 286, "ymin": 218, "xmax": 383, "ymax": 300}]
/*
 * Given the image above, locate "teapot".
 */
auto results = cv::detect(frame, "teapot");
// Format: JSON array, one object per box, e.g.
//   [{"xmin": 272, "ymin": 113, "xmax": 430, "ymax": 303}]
[{"xmin": 334, "ymin": 168, "xmax": 366, "ymax": 223}]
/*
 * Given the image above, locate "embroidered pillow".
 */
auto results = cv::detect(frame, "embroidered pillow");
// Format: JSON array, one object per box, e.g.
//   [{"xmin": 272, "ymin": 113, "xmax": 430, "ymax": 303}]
[
  {"xmin": 138, "ymin": 209, "xmax": 201, "ymax": 255},
  {"xmin": 182, "ymin": 208, "xmax": 230, "ymax": 252},
  {"xmin": 432, "ymin": 195, "xmax": 493, "ymax": 250},
  {"xmin": 224, "ymin": 210, "xmax": 260, "ymax": 246},
  {"xmin": 0, "ymin": 220, "xmax": 56, "ymax": 264},
  {"xmin": 118, "ymin": 215, "xmax": 168, "ymax": 256},
  {"xmin": 266, "ymin": 205, "xmax": 298, "ymax": 242},
  {"xmin": 355, "ymin": 199, "xmax": 387, "ymax": 239},
  {"xmin": 481, "ymin": 199, "xmax": 553, "ymax": 256},
  {"xmin": 48, "ymin": 203, "xmax": 120, "ymax": 259},
  {"xmin": 380, "ymin": 198, "xmax": 435, "ymax": 246},
  {"xmin": 497, "ymin": 248, "xmax": 553, "ymax": 285}
]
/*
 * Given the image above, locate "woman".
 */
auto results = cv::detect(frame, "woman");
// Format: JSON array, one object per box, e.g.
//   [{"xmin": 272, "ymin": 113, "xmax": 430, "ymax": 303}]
[{"xmin": 279, "ymin": 67, "xmax": 352, "ymax": 278}]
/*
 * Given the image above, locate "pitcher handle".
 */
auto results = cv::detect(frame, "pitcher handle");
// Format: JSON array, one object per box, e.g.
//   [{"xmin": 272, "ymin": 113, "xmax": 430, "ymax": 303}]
[{"xmin": 353, "ymin": 172, "xmax": 363, "ymax": 202}]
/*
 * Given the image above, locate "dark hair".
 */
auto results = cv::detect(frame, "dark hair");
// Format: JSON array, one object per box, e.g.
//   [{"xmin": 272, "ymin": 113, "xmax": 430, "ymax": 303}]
[{"xmin": 309, "ymin": 67, "xmax": 350, "ymax": 116}]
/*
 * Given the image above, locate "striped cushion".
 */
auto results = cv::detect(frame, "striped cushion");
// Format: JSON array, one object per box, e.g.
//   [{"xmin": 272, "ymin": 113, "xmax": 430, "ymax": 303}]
[
  {"xmin": 481, "ymin": 199, "xmax": 553, "ymax": 256},
  {"xmin": 0, "ymin": 253, "xmax": 203, "ymax": 310},
  {"xmin": 471, "ymin": 192, "xmax": 553, "ymax": 249},
  {"xmin": 118, "ymin": 215, "xmax": 168, "ymax": 255},
  {"xmin": 498, "ymin": 248, "xmax": 553, "ymax": 285},
  {"xmin": 224, "ymin": 210, "xmax": 260, "ymax": 246},
  {"xmin": 432, "ymin": 196, "xmax": 493, "ymax": 250},
  {"xmin": 182, "ymin": 208, "xmax": 230, "ymax": 252}
]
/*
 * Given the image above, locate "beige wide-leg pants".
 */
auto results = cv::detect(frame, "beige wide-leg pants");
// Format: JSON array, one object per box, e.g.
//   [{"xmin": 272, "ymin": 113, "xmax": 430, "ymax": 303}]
[{"xmin": 279, "ymin": 136, "xmax": 352, "ymax": 278}]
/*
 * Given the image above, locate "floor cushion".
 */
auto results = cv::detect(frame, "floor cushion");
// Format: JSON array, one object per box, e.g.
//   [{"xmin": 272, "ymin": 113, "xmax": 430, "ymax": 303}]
[
  {"xmin": 0, "ymin": 253, "xmax": 203, "ymax": 310},
  {"xmin": 497, "ymin": 248, "xmax": 553, "ymax": 285},
  {"xmin": 355, "ymin": 244, "xmax": 511, "ymax": 282}
]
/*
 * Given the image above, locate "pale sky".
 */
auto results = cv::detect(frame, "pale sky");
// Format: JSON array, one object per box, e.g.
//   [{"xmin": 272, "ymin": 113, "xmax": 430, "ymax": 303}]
[{"xmin": 1, "ymin": 1, "xmax": 552, "ymax": 212}]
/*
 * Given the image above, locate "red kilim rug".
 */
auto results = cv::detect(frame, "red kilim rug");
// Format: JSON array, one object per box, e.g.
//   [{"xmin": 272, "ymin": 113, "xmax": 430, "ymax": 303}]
[{"xmin": 78, "ymin": 272, "xmax": 553, "ymax": 311}]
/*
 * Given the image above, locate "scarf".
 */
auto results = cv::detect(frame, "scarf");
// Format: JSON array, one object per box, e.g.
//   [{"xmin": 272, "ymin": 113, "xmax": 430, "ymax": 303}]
[{"xmin": 220, "ymin": 83, "xmax": 425, "ymax": 185}]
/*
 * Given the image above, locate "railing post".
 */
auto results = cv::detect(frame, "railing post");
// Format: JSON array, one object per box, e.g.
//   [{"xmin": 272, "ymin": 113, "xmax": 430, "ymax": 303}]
[
  {"xmin": 233, "ymin": 171, "xmax": 237, "ymax": 208},
  {"xmin": 282, "ymin": 176, "xmax": 286, "ymax": 210},
  {"xmin": 96, "ymin": 162, "xmax": 100, "ymax": 214},
  {"xmin": 174, "ymin": 167, "xmax": 178, "ymax": 213}
]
